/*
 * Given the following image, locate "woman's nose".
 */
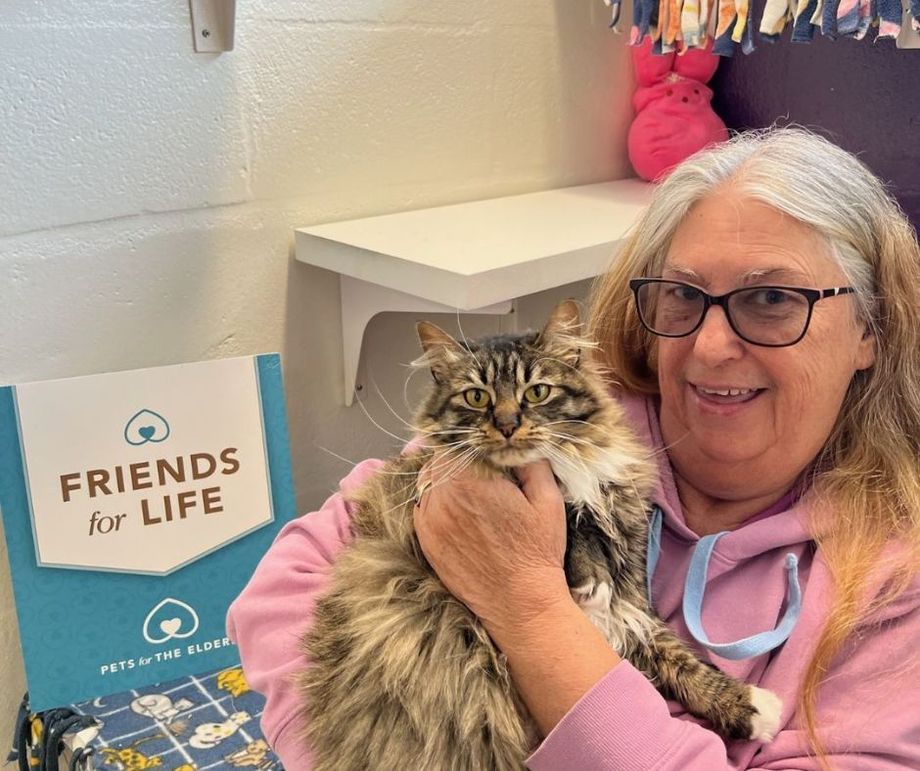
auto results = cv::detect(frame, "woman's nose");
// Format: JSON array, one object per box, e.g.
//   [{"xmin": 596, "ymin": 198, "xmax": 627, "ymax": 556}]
[{"xmin": 692, "ymin": 305, "xmax": 745, "ymax": 363}]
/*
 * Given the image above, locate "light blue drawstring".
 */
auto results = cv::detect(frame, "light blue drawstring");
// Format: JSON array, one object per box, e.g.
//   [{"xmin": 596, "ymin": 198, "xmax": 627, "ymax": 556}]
[
  {"xmin": 646, "ymin": 505, "xmax": 663, "ymax": 602},
  {"xmin": 646, "ymin": 505, "xmax": 802, "ymax": 660}
]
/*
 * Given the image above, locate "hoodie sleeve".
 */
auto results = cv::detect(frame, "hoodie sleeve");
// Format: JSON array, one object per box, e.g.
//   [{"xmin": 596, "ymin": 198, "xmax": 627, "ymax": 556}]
[
  {"xmin": 527, "ymin": 587, "xmax": 920, "ymax": 771},
  {"xmin": 225, "ymin": 458, "xmax": 384, "ymax": 771}
]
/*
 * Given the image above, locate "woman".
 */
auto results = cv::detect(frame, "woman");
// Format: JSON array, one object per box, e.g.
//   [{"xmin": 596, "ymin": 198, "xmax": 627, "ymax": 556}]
[{"xmin": 227, "ymin": 128, "xmax": 920, "ymax": 770}]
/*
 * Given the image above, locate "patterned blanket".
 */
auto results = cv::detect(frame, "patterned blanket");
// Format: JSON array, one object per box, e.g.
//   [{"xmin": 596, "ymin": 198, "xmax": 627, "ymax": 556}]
[{"xmin": 68, "ymin": 665, "xmax": 281, "ymax": 770}]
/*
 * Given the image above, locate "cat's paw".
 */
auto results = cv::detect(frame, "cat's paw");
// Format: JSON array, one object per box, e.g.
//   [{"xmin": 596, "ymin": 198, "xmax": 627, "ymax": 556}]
[
  {"xmin": 571, "ymin": 579, "xmax": 612, "ymax": 615},
  {"xmin": 747, "ymin": 686, "xmax": 783, "ymax": 743}
]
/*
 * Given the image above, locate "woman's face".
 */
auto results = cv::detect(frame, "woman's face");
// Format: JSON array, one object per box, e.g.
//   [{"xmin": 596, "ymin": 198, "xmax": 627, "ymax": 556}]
[{"xmin": 655, "ymin": 190, "xmax": 876, "ymax": 501}]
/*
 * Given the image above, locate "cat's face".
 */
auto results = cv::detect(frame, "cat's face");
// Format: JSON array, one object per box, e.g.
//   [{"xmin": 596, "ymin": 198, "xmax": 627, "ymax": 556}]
[{"xmin": 416, "ymin": 302, "xmax": 611, "ymax": 468}]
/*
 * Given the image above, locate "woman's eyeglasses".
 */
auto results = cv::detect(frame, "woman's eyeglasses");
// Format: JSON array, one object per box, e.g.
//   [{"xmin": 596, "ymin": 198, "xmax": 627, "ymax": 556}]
[{"xmin": 628, "ymin": 278, "xmax": 856, "ymax": 347}]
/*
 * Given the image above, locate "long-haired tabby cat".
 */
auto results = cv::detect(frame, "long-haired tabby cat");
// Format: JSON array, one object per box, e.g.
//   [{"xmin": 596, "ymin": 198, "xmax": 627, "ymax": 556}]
[{"xmin": 301, "ymin": 300, "xmax": 781, "ymax": 770}]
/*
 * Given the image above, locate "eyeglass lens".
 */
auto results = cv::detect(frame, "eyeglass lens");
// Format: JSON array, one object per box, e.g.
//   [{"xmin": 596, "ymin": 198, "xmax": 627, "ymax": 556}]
[{"xmin": 636, "ymin": 281, "xmax": 811, "ymax": 346}]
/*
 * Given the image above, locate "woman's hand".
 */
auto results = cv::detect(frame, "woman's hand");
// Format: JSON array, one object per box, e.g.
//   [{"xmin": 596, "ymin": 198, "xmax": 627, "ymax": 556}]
[{"xmin": 412, "ymin": 458, "xmax": 572, "ymax": 643}]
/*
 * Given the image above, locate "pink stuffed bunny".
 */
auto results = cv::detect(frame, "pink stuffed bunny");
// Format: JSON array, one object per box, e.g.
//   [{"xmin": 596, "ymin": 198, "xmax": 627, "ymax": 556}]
[{"xmin": 628, "ymin": 39, "xmax": 728, "ymax": 181}]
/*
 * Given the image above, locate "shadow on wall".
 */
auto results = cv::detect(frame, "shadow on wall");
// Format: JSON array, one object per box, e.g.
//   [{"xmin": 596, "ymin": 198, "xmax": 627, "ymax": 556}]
[
  {"xmin": 710, "ymin": 4, "xmax": 920, "ymax": 229},
  {"xmin": 547, "ymin": 0, "xmax": 637, "ymax": 183}
]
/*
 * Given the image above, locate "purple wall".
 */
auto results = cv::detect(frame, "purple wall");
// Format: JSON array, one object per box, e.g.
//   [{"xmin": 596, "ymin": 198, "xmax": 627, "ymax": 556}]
[{"xmin": 709, "ymin": 14, "xmax": 920, "ymax": 229}]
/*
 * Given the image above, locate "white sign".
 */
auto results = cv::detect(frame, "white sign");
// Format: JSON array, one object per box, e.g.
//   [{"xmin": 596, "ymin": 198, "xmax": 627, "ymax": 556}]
[{"xmin": 14, "ymin": 357, "xmax": 273, "ymax": 575}]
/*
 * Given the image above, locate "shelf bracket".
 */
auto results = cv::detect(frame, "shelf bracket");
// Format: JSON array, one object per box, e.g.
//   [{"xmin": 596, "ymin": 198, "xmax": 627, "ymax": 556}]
[
  {"xmin": 189, "ymin": 0, "xmax": 236, "ymax": 53},
  {"xmin": 340, "ymin": 277, "xmax": 513, "ymax": 406}
]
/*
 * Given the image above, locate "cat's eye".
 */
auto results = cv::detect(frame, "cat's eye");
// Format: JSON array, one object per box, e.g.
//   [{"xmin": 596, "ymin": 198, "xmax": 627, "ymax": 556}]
[
  {"xmin": 523, "ymin": 384, "xmax": 551, "ymax": 404},
  {"xmin": 463, "ymin": 388, "xmax": 491, "ymax": 409}
]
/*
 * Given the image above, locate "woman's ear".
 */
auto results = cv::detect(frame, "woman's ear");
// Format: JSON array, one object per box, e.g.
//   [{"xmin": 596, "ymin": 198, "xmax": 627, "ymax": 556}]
[{"xmin": 855, "ymin": 325, "xmax": 876, "ymax": 371}]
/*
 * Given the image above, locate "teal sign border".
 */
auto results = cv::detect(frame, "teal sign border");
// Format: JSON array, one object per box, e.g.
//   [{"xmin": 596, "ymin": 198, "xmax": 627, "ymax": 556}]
[{"xmin": 0, "ymin": 354, "xmax": 296, "ymax": 710}]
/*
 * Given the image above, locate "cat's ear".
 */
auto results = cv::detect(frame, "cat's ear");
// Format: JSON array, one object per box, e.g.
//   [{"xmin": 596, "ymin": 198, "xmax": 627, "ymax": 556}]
[
  {"xmin": 537, "ymin": 300, "xmax": 582, "ymax": 367},
  {"xmin": 416, "ymin": 321, "xmax": 465, "ymax": 383}
]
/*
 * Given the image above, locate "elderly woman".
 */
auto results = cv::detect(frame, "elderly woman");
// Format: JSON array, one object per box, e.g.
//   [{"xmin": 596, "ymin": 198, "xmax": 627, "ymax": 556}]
[{"xmin": 227, "ymin": 128, "xmax": 920, "ymax": 770}]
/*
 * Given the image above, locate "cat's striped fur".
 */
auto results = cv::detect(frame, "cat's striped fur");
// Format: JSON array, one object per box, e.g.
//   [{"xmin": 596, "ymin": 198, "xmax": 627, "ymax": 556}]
[{"xmin": 300, "ymin": 301, "xmax": 781, "ymax": 770}]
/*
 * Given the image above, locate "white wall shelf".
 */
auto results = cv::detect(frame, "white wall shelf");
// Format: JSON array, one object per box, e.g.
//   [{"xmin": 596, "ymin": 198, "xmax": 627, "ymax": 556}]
[{"xmin": 294, "ymin": 178, "xmax": 654, "ymax": 404}]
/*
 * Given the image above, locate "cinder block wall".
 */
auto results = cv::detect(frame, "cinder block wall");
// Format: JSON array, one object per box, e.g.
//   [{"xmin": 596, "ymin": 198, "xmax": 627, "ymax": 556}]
[{"xmin": 0, "ymin": 0, "xmax": 633, "ymax": 727}]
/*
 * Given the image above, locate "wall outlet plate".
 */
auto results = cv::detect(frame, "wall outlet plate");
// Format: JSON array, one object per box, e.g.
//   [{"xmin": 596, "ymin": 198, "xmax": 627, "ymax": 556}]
[{"xmin": 897, "ymin": 0, "xmax": 920, "ymax": 47}]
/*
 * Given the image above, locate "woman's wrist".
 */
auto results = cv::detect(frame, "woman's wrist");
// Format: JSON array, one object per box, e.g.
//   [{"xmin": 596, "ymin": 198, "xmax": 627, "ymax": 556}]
[
  {"xmin": 485, "ymin": 593, "xmax": 623, "ymax": 737},
  {"xmin": 479, "ymin": 567, "xmax": 572, "ymax": 646}
]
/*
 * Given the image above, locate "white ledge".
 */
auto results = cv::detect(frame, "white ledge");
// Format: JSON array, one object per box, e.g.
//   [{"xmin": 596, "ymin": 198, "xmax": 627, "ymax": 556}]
[{"xmin": 294, "ymin": 178, "xmax": 654, "ymax": 404}]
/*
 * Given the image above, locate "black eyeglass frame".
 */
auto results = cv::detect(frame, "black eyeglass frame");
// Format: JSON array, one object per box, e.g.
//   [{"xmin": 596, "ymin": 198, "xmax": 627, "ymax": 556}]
[{"xmin": 628, "ymin": 278, "xmax": 857, "ymax": 348}]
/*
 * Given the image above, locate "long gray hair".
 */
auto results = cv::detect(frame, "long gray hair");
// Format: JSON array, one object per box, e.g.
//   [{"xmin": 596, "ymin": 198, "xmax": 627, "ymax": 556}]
[{"xmin": 589, "ymin": 127, "xmax": 920, "ymax": 770}]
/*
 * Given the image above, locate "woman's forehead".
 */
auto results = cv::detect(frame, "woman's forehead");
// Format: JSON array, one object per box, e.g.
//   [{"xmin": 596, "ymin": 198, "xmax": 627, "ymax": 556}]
[{"xmin": 661, "ymin": 195, "xmax": 842, "ymax": 285}]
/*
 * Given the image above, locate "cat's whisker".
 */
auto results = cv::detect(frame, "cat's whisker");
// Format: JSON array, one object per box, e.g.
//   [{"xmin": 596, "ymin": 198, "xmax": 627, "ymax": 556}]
[
  {"xmin": 540, "ymin": 431, "xmax": 596, "ymax": 448},
  {"xmin": 317, "ymin": 433, "xmax": 479, "ymax": 473},
  {"xmin": 314, "ymin": 444, "xmax": 362, "ymax": 468},
  {"xmin": 400, "ymin": 364, "xmax": 427, "ymax": 414},
  {"xmin": 542, "ymin": 443, "xmax": 593, "ymax": 481},
  {"xmin": 454, "ymin": 309, "xmax": 483, "ymax": 371},
  {"xmin": 427, "ymin": 446, "xmax": 481, "ymax": 481},
  {"xmin": 416, "ymin": 427, "xmax": 479, "ymax": 436},
  {"xmin": 314, "ymin": 445, "xmax": 434, "ymax": 478},
  {"xmin": 354, "ymin": 386, "xmax": 483, "ymax": 451},
  {"xmin": 543, "ymin": 419, "xmax": 596, "ymax": 428},
  {"xmin": 355, "ymin": 390, "xmax": 415, "ymax": 445},
  {"xmin": 368, "ymin": 375, "xmax": 426, "ymax": 436},
  {"xmin": 365, "ymin": 377, "xmax": 480, "ymax": 443},
  {"xmin": 532, "ymin": 355, "xmax": 583, "ymax": 375}
]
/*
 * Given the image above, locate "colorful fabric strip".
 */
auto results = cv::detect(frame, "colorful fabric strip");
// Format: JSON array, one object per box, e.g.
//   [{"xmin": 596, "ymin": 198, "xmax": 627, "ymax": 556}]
[
  {"xmin": 875, "ymin": 0, "xmax": 902, "ymax": 36},
  {"xmin": 791, "ymin": 0, "xmax": 819, "ymax": 40},
  {"xmin": 822, "ymin": 0, "xmax": 841, "ymax": 36}
]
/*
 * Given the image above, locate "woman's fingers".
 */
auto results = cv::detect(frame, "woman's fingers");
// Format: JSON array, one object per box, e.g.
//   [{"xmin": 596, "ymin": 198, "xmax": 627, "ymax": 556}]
[{"xmin": 515, "ymin": 460, "xmax": 562, "ymax": 509}]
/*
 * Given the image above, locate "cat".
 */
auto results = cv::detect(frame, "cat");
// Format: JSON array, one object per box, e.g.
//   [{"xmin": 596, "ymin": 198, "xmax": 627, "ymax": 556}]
[{"xmin": 300, "ymin": 300, "xmax": 782, "ymax": 771}]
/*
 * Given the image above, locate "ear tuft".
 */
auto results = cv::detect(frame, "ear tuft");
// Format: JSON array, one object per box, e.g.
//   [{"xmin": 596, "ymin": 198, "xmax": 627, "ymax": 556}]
[
  {"xmin": 415, "ymin": 321, "xmax": 465, "ymax": 383},
  {"xmin": 543, "ymin": 299, "xmax": 581, "ymax": 337},
  {"xmin": 537, "ymin": 300, "xmax": 583, "ymax": 368}
]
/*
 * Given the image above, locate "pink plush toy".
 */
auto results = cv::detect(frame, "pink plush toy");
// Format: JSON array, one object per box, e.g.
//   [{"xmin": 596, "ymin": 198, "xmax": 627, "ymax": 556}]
[{"xmin": 627, "ymin": 39, "xmax": 728, "ymax": 182}]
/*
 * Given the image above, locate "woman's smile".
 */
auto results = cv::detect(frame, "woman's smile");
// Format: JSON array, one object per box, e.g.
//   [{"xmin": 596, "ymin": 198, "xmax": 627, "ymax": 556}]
[{"xmin": 688, "ymin": 382, "xmax": 766, "ymax": 415}]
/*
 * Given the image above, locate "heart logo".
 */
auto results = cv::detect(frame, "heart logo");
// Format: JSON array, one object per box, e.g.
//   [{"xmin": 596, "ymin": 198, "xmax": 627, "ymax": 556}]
[
  {"xmin": 124, "ymin": 409, "xmax": 171, "ymax": 446},
  {"xmin": 143, "ymin": 597, "xmax": 200, "ymax": 644}
]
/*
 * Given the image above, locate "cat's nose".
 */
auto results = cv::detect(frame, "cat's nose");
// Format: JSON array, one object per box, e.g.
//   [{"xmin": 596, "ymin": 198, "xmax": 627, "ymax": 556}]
[{"xmin": 496, "ymin": 415, "xmax": 521, "ymax": 438}]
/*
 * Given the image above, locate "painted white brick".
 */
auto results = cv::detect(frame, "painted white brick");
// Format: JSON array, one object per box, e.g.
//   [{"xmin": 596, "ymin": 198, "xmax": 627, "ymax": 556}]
[
  {"xmin": 0, "ymin": 26, "xmax": 250, "ymax": 236},
  {"xmin": 0, "ymin": 0, "xmax": 189, "ymax": 27},
  {"xmin": 0, "ymin": 207, "xmax": 292, "ymax": 382},
  {"xmin": 242, "ymin": 21, "xmax": 496, "ymax": 201},
  {"xmin": 242, "ymin": 0, "xmax": 485, "ymax": 26}
]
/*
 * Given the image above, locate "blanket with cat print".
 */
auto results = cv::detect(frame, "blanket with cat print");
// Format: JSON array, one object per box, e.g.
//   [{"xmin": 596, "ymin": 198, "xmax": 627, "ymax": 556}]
[{"xmin": 69, "ymin": 665, "xmax": 282, "ymax": 770}]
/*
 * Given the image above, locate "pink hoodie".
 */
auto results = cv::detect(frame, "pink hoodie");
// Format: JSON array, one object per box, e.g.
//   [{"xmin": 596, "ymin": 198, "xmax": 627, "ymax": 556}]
[{"xmin": 226, "ymin": 393, "xmax": 920, "ymax": 770}]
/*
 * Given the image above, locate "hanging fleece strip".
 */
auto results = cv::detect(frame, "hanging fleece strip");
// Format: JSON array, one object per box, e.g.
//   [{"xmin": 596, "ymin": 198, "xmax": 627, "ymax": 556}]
[
  {"xmin": 615, "ymin": 0, "xmax": 917, "ymax": 56},
  {"xmin": 874, "ymin": 0, "xmax": 902, "ymax": 37},
  {"xmin": 791, "ymin": 0, "xmax": 819, "ymax": 40},
  {"xmin": 713, "ymin": 0, "xmax": 739, "ymax": 54},
  {"xmin": 836, "ymin": 0, "xmax": 873, "ymax": 38},
  {"xmin": 681, "ymin": 0, "xmax": 704, "ymax": 47},
  {"xmin": 821, "ymin": 0, "xmax": 841, "ymax": 36},
  {"xmin": 604, "ymin": 0, "xmax": 623, "ymax": 29},
  {"xmin": 632, "ymin": 0, "xmax": 658, "ymax": 44},
  {"xmin": 731, "ymin": 0, "xmax": 757, "ymax": 53},
  {"xmin": 760, "ymin": 0, "xmax": 796, "ymax": 39}
]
